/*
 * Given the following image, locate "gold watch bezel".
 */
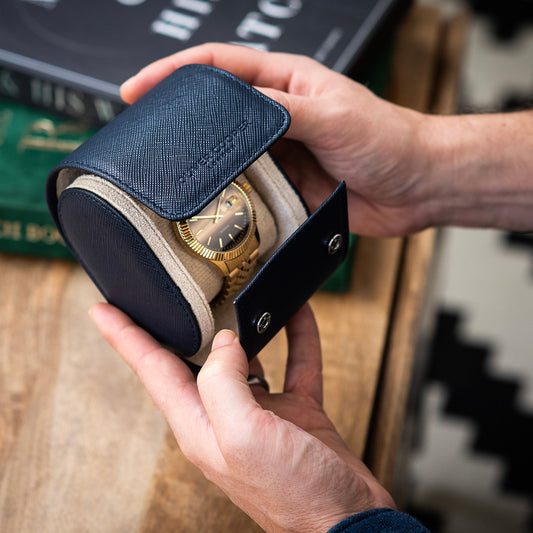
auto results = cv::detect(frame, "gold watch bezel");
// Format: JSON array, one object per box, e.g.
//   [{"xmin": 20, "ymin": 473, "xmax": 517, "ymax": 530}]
[{"xmin": 175, "ymin": 180, "xmax": 257, "ymax": 262}]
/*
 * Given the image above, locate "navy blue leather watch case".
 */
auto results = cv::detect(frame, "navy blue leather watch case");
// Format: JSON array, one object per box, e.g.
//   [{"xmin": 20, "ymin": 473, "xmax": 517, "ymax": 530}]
[{"xmin": 47, "ymin": 64, "xmax": 349, "ymax": 365}]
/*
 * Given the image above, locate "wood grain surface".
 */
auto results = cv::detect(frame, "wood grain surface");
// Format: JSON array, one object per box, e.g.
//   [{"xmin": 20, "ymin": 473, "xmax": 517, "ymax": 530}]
[
  {"xmin": 0, "ymin": 4, "xmax": 459, "ymax": 531},
  {"xmin": 364, "ymin": 5, "xmax": 468, "ymax": 490}
]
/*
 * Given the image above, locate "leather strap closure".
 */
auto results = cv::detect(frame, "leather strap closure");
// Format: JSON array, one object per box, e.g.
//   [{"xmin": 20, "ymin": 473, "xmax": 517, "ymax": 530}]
[{"xmin": 235, "ymin": 182, "xmax": 349, "ymax": 359}]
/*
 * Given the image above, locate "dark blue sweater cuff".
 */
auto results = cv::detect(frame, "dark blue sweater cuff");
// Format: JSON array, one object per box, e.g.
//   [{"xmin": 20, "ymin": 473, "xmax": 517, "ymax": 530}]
[{"xmin": 327, "ymin": 508, "xmax": 430, "ymax": 532}]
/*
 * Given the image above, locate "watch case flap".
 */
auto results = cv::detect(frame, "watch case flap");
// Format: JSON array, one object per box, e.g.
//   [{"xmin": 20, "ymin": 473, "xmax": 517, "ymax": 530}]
[
  {"xmin": 47, "ymin": 64, "xmax": 290, "ymax": 225},
  {"xmin": 235, "ymin": 182, "xmax": 349, "ymax": 359}
]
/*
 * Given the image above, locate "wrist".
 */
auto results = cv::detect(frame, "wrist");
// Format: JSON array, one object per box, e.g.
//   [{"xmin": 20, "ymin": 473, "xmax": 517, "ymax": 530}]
[{"xmin": 419, "ymin": 112, "xmax": 533, "ymax": 231}]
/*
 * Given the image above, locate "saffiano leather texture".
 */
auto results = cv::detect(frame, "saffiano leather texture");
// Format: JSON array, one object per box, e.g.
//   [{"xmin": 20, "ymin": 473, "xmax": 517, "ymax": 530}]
[{"xmin": 47, "ymin": 64, "xmax": 290, "ymax": 224}]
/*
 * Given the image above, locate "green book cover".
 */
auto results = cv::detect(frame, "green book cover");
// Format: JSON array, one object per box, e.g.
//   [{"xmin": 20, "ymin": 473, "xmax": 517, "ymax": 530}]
[{"xmin": 0, "ymin": 99, "xmax": 95, "ymax": 258}]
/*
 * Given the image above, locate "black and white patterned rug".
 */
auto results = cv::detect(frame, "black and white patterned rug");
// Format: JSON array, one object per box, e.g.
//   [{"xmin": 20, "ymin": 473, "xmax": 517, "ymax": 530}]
[
  {"xmin": 406, "ymin": 230, "xmax": 533, "ymax": 532},
  {"xmin": 404, "ymin": 3, "xmax": 533, "ymax": 531}
]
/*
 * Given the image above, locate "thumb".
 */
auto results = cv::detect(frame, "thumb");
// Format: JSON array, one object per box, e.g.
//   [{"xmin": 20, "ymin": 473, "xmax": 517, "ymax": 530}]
[{"xmin": 255, "ymin": 87, "xmax": 323, "ymax": 144}]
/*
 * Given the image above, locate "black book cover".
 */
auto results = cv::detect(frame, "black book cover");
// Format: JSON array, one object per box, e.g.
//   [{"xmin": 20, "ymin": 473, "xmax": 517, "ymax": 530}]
[{"xmin": 0, "ymin": 0, "xmax": 410, "ymax": 124}]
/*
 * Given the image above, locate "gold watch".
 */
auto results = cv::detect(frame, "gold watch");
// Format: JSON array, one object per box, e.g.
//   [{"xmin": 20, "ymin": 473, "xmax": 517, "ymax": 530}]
[{"xmin": 175, "ymin": 180, "xmax": 259, "ymax": 306}]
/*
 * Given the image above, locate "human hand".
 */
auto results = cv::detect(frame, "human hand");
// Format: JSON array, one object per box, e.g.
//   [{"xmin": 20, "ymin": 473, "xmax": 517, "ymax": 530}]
[
  {"xmin": 121, "ymin": 43, "xmax": 433, "ymax": 237},
  {"xmin": 90, "ymin": 302, "xmax": 394, "ymax": 533}
]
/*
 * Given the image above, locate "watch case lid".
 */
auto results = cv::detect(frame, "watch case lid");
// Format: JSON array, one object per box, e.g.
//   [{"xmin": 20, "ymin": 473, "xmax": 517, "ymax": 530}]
[{"xmin": 46, "ymin": 64, "xmax": 290, "ymax": 226}]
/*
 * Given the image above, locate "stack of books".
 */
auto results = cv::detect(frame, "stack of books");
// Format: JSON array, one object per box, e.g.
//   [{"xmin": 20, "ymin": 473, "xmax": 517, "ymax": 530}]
[{"xmin": 0, "ymin": 0, "xmax": 409, "ymax": 285}]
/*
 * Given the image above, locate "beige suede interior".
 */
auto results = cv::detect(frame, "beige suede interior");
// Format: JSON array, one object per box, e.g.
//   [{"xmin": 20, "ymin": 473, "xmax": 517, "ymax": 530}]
[{"xmin": 57, "ymin": 152, "xmax": 308, "ymax": 365}]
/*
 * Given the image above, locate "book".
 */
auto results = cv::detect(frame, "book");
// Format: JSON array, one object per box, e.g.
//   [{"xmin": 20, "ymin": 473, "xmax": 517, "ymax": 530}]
[
  {"xmin": 0, "ymin": 0, "xmax": 410, "ymax": 125},
  {"xmin": 0, "ymin": 0, "xmax": 405, "ymax": 284},
  {"xmin": 0, "ymin": 97, "xmax": 94, "ymax": 257}
]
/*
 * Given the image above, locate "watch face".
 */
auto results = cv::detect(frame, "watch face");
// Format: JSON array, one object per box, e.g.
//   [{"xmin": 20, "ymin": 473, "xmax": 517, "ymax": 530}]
[{"xmin": 184, "ymin": 182, "xmax": 253, "ymax": 254}]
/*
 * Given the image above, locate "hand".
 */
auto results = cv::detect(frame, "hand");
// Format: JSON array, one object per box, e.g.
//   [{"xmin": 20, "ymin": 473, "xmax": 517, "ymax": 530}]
[
  {"xmin": 90, "ymin": 303, "xmax": 395, "ymax": 533},
  {"xmin": 121, "ymin": 43, "xmax": 431, "ymax": 237},
  {"xmin": 122, "ymin": 44, "xmax": 533, "ymax": 234}
]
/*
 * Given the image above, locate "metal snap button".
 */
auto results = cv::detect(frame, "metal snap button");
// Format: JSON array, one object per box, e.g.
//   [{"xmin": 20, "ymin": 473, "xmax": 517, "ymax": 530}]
[
  {"xmin": 328, "ymin": 234, "xmax": 343, "ymax": 255},
  {"xmin": 256, "ymin": 312, "xmax": 271, "ymax": 334}
]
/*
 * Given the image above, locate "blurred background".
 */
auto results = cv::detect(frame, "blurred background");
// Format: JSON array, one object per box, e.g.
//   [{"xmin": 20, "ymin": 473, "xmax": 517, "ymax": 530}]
[
  {"xmin": 405, "ymin": 1, "xmax": 533, "ymax": 531},
  {"xmin": 1, "ymin": 1, "xmax": 531, "ymax": 530}
]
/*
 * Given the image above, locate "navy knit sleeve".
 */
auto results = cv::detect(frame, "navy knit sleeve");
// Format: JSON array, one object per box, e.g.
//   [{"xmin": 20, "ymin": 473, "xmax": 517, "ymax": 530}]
[{"xmin": 327, "ymin": 508, "xmax": 430, "ymax": 532}]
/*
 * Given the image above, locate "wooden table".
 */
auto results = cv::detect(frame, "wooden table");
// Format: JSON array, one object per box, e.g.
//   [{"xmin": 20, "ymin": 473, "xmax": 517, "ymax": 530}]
[{"xmin": 0, "ymin": 5, "xmax": 467, "ymax": 531}]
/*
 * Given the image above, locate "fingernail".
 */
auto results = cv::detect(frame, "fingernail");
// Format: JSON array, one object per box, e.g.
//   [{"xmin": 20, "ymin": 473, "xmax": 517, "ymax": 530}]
[
  {"xmin": 211, "ymin": 330, "xmax": 237, "ymax": 350},
  {"xmin": 121, "ymin": 73, "xmax": 138, "ymax": 88}
]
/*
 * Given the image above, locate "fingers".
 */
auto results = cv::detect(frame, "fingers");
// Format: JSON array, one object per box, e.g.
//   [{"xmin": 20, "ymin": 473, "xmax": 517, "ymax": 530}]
[
  {"xmin": 283, "ymin": 304, "xmax": 323, "ymax": 405},
  {"xmin": 120, "ymin": 43, "xmax": 336, "ymax": 149},
  {"xmin": 120, "ymin": 43, "xmax": 330, "ymax": 104},
  {"xmin": 197, "ymin": 330, "xmax": 264, "ymax": 447},
  {"xmin": 89, "ymin": 303, "xmax": 206, "ymax": 439},
  {"xmin": 255, "ymin": 87, "xmax": 325, "ymax": 144}
]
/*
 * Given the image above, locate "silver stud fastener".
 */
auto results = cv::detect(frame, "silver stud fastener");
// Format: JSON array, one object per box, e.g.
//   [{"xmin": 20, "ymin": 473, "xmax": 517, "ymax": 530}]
[
  {"xmin": 256, "ymin": 312, "xmax": 271, "ymax": 334},
  {"xmin": 328, "ymin": 234, "xmax": 343, "ymax": 255}
]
